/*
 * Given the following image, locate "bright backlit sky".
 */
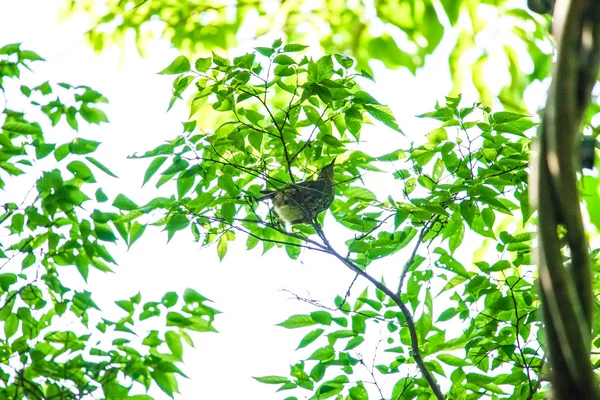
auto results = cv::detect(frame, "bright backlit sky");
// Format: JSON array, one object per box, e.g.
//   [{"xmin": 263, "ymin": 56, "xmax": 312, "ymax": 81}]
[{"xmin": 0, "ymin": 1, "xmax": 496, "ymax": 398}]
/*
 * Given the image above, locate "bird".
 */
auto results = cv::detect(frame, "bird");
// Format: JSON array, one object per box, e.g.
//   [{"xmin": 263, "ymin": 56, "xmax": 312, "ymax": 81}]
[{"xmin": 257, "ymin": 158, "xmax": 337, "ymax": 224}]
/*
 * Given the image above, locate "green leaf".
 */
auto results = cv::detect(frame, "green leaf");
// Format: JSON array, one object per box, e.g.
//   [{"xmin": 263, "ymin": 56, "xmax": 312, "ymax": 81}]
[
  {"xmin": 297, "ymin": 329, "xmax": 325, "ymax": 349},
  {"xmin": 80, "ymin": 104, "xmax": 109, "ymax": 124},
  {"xmin": 67, "ymin": 160, "xmax": 95, "ymax": 182},
  {"xmin": 308, "ymin": 345, "xmax": 335, "ymax": 361},
  {"xmin": 194, "ymin": 57, "xmax": 211, "ymax": 72},
  {"xmin": 150, "ymin": 370, "xmax": 178, "ymax": 398},
  {"xmin": 427, "ymin": 128, "xmax": 448, "ymax": 144},
  {"xmin": 285, "ymin": 242, "xmax": 301, "ymax": 260},
  {"xmin": 583, "ymin": 175, "xmax": 600, "ymax": 232},
  {"xmin": 278, "ymin": 314, "xmax": 316, "ymax": 329},
  {"xmin": 344, "ymin": 336, "xmax": 364, "ymax": 350},
  {"xmin": 20, "ymin": 50, "xmax": 43, "ymax": 61},
  {"xmin": 448, "ymin": 221, "xmax": 464, "ymax": 254},
  {"xmin": 113, "ymin": 194, "xmax": 139, "ymax": 211},
  {"xmin": 364, "ymin": 104, "xmax": 402, "ymax": 133},
  {"xmin": 166, "ymin": 312, "xmax": 215, "ymax": 332},
  {"xmin": 4, "ymin": 313, "xmax": 19, "ymax": 339},
  {"xmin": 310, "ymin": 362, "xmax": 326, "ymax": 382},
  {"xmin": 35, "ymin": 143, "xmax": 55, "ymax": 159},
  {"xmin": 212, "ymin": 52, "xmax": 230, "ymax": 67},
  {"xmin": 283, "ymin": 44, "xmax": 309, "ymax": 52},
  {"xmin": 129, "ymin": 222, "xmax": 146, "ymax": 248},
  {"xmin": 490, "ymin": 296, "xmax": 514, "ymax": 311},
  {"xmin": 0, "ymin": 43, "xmax": 21, "ymax": 55},
  {"xmin": 36, "ymin": 169, "xmax": 63, "ymax": 193},
  {"xmin": 359, "ymin": 69, "xmax": 374, "ymax": 81},
  {"xmin": 162, "ymin": 292, "xmax": 179, "ymax": 307},
  {"xmin": 348, "ymin": 383, "xmax": 368, "ymax": 400},
  {"xmin": 253, "ymin": 376, "xmax": 290, "ymax": 384},
  {"xmin": 0, "ymin": 273, "xmax": 18, "ymax": 291},
  {"xmin": 248, "ymin": 130, "xmax": 263, "ymax": 150},
  {"xmin": 352, "ymin": 314, "xmax": 366, "ymax": 333},
  {"xmin": 218, "ymin": 175, "xmax": 238, "ymax": 197},
  {"xmin": 69, "ymin": 138, "xmax": 100, "ymax": 155},
  {"xmin": 311, "ymin": 311, "xmax": 332, "ymax": 325},
  {"xmin": 255, "ymin": 47, "xmax": 275, "ymax": 57},
  {"xmin": 220, "ymin": 203, "xmax": 235, "ymax": 225},
  {"xmin": 165, "ymin": 331, "xmax": 183, "ymax": 360},
  {"xmin": 2, "ymin": 121, "xmax": 42, "ymax": 135},
  {"xmin": 345, "ymin": 106, "xmax": 363, "ymax": 136},
  {"xmin": 72, "ymin": 290, "xmax": 100, "ymax": 311},
  {"xmin": 233, "ymin": 53, "xmax": 255, "ymax": 68},
  {"xmin": 438, "ymin": 353, "xmax": 470, "ymax": 367},
  {"xmin": 21, "ymin": 252, "xmax": 35, "ymax": 269},
  {"xmin": 459, "ymin": 201, "xmax": 476, "ymax": 227},
  {"xmin": 217, "ymin": 234, "xmax": 227, "ymax": 261},
  {"xmin": 10, "ymin": 214, "xmax": 24, "ymax": 234},
  {"xmin": 345, "ymin": 187, "xmax": 376, "ymax": 202},
  {"xmin": 85, "ymin": 156, "xmax": 118, "ymax": 177},
  {"xmin": 165, "ymin": 215, "xmax": 190, "ymax": 241},
  {"xmin": 95, "ymin": 222, "xmax": 117, "ymax": 242},
  {"xmin": 54, "ymin": 143, "xmax": 70, "ymax": 161},
  {"xmin": 143, "ymin": 157, "xmax": 168, "ymax": 186},
  {"xmin": 491, "ymin": 111, "xmax": 529, "ymax": 123},
  {"xmin": 308, "ymin": 55, "xmax": 333, "ymax": 83},
  {"xmin": 481, "ymin": 207, "xmax": 495, "ymax": 228},
  {"xmin": 158, "ymin": 56, "xmax": 191, "ymax": 75},
  {"xmin": 437, "ymin": 308, "xmax": 458, "ymax": 322},
  {"xmin": 348, "ymin": 240, "xmax": 371, "ymax": 254},
  {"xmin": 437, "ymin": 254, "xmax": 471, "ymax": 278},
  {"xmin": 177, "ymin": 175, "xmax": 195, "ymax": 198},
  {"xmin": 490, "ymin": 260, "xmax": 512, "ymax": 272},
  {"xmin": 162, "ymin": 158, "xmax": 189, "ymax": 175},
  {"xmin": 334, "ymin": 54, "xmax": 354, "ymax": 69},
  {"xmin": 273, "ymin": 54, "xmax": 296, "ymax": 65}
]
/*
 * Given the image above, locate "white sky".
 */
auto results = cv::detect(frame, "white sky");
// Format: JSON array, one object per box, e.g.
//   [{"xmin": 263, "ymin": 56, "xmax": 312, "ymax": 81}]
[{"xmin": 0, "ymin": 1, "xmax": 511, "ymax": 398}]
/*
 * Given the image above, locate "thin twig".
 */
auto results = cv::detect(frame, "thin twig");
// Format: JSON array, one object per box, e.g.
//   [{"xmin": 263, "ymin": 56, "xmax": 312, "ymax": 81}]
[{"xmin": 397, "ymin": 215, "xmax": 440, "ymax": 295}]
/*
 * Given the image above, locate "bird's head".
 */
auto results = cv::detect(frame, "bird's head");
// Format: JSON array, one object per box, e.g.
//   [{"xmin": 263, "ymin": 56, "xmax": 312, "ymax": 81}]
[{"xmin": 318, "ymin": 158, "xmax": 337, "ymax": 181}]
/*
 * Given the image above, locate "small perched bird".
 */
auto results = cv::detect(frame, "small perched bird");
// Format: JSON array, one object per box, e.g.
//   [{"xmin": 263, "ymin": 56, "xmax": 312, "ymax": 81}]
[{"xmin": 257, "ymin": 159, "xmax": 336, "ymax": 224}]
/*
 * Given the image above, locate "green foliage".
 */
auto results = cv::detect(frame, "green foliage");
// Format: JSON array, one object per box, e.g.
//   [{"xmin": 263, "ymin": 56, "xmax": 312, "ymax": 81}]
[
  {"xmin": 0, "ymin": 44, "xmax": 216, "ymax": 399},
  {"xmin": 63, "ymin": 0, "xmax": 553, "ymax": 110},
  {"xmin": 117, "ymin": 43, "xmax": 555, "ymax": 399},
  {"xmin": 126, "ymin": 42, "xmax": 402, "ymax": 259},
  {"xmin": 7, "ymin": 1, "xmax": 600, "ymax": 396}
]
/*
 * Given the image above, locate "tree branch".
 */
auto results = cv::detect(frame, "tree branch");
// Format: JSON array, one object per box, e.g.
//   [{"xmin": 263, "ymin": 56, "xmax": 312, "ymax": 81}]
[
  {"xmin": 312, "ymin": 224, "xmax": 444, "ymax": 400},
  {"xmin": 189, "ymin": 197, "xmax": 444, "ymax": 398}
]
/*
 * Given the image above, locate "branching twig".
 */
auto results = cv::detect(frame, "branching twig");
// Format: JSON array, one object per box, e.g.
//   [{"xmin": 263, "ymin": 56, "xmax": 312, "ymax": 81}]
[
  {"xmin": 311, "ymin": 224, "xmax": 444, "ymax": 400},
  {"xmin": 186, "ymin": 198, "xmax": 443, "ymax": 398}
]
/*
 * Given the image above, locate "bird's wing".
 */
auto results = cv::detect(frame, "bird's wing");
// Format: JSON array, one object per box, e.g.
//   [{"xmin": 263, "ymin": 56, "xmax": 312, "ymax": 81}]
[
  {"xmin": 256, "ymin": 190, "xmax": 277, "ymax": 202},
  {"xmin": 295, "ymin": 180, "xmax": 327, "ymax": 196}
]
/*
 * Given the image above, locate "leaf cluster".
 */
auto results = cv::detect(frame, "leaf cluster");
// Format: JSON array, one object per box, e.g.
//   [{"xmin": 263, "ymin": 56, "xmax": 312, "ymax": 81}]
[{"xmin": 0, "ymin": 43, "xmax": 216, "ymax": 399}]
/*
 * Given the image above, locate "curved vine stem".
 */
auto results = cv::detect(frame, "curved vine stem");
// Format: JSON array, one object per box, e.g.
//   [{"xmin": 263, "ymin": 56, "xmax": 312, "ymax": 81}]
[{"xmin": 534, "ymin": 0, "xmax": 600, "ymax": 398}]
